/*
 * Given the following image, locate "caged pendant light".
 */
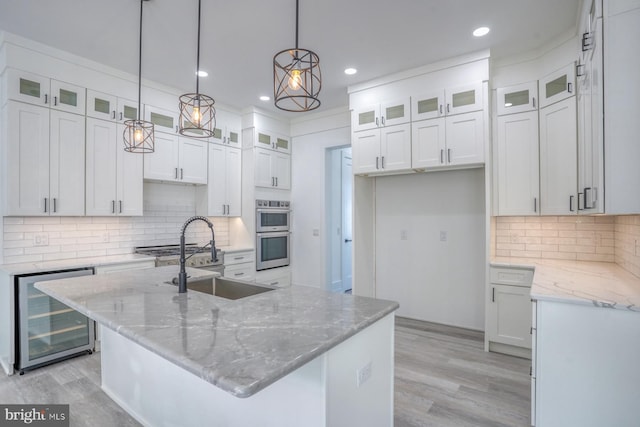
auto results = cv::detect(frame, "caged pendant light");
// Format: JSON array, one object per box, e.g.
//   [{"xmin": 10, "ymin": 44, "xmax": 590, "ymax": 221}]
[
  {"xmin": 124, "ymin": 0, "xmax": 155, "ymax": 153},
  {"xmin": 273, "ymin": 0, "xmax": 321, "ymax": 112},
  {"xmin": 178, "ymin": 0, "xmax": 215, "ymax": 137}
]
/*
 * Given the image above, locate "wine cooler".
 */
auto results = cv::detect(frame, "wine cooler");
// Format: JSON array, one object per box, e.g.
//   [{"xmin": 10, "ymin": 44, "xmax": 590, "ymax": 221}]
[{"xmin": 16, "ymin": 268, "xmax": 95, "ymax": 373}]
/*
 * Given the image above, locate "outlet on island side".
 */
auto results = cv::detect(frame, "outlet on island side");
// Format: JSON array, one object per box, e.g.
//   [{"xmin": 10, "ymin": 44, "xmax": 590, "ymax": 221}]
[{"xmin": 356, "ymin": 361, "xmax": 372, "ymax": 387}]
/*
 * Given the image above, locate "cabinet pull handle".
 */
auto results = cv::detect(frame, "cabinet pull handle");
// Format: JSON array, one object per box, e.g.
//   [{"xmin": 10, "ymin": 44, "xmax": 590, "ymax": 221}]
[
  {"xmin": 582, "ymin": 32, "xmax": 591, "ymax": 51},
  {"xmin": 175, "ymin": 168, "xmax": 178, "ymax": 179},
  {"xmin": 381, "ymin": 116, "xmax": 385, "ymax": 126},
  {"xmin": 447, "ymin": 148, "xmax": 451, "ymax": 163},
  {"xmin": 270, "ymin": 281, "xmax": 279, "ymax": 286},
  {"xmin": 175, "ymin": 125, "xmax": 179, "ymax": 133},
  {"xmin": 375, "ymin": 117, "xmax": 379, "ymax": 127},
  {"xmin": 584, "ymin": 187, "xmax": 592, "ymax": 209},
  {"xmin": 119, "ymin": 200, "xmax": 123, "ymax": 213},
  {"xmin": 376, "ymin": 157, "xmax": 379, "ymax": 169},
  {"xmin": 54, "ymin": 96, "xmax": 58, "ymax": 106},
  {"xmin": 44, "ymin": 94, "xmax": 48, "ymax": 105},
  {"xmin": 180, "ymin": 168, "xmax": 183, "ymax": 180},
  {"xmin": 44, "ymin": 198, "xmax": 48, "ymax": 213},
  {"xmin": 446, "ymin": 103, "xmax": 450, "ymax": 113},
  {"xmin": 119, "ymin": 112, "xmax": 123, "ymax": 121},
  {"xmin": 492, "ymin": 287, "xmax": 495, "ymax": 302},
  {"xmin": 440, "ymin": 149, "xmax": 444, "ymax": 164},
  {"xmin": 569, "ymin": 195, "xmax": 575, "ymax": 212},
  {"xmin": 53, "ymin": 198, "xmax": 57, "ymax": 213},
  {"xmin": 576, "ymin": 64, "xmax": 585, "ymax": 77},
  {"xmin": 534, "ymin": 197, "xmax": 537, "ymax": 213},
  {"xmin": 275, "ymin": 177, "xmax": 278, "ymax": 187},
  {"xmin": 439, "ymin": 105, "xmax": 443, "ymax": 115},
  {"xmin": 234, "ymin": 256, "xmax": 244, "ymax": 260},
  {"xmin": 271, "ymin": 177, "xmax": 274, "ymax": 186},
  {"xmin": 381, "ymin": 156, "xmax": 385, "ymax": 169},
  {"xmin": 568, "ymin": 82, "xmax": 573, "ymax": 93},
  {"xmin": 227, "ymin": 204, "xmax": 230, "ymax": 214},
  {"xmin": 577, "ymin": 193, "xmax": 584, "ymax": 211},
  {"xmin": 112, "ymin": 200, "xmax": 115, "ymax": 214},
  {"xmin": 532, "ymin": 97, "xmax": 536, "ymax": 108},
  {"xmin": 112, "ymin": 111, "xmax": 116, "ymax": 120},
  {"xmin": 234, "ymin": 272, "xmax": 245, "ymax": 277}
]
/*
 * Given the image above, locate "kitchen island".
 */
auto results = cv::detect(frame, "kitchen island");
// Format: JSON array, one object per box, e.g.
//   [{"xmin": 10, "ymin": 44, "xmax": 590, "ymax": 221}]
[{"xmin": 35, "ymin": 266, "xmax": 398, "ymax": 427}]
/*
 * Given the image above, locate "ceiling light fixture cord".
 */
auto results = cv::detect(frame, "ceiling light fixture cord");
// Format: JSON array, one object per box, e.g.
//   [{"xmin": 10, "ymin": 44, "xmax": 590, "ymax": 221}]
[
  {"xmin": 196, "ymin": 0, "xmax": 201, "ymax": 95},
  {"xmin": 295, "ymin": 0, "xmax": 299, "ymax": 50},
  {"xmin": 137, "ymin": 0, "xmax": 143, "ymax": 120}
]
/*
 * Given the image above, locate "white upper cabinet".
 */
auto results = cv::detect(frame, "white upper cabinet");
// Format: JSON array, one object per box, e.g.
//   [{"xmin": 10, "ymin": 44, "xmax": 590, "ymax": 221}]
[
  {"xmin": 444, "ymin": 111, "xmax": 485, "ymax": 165},
  {"xmin": 352, "ymin": 124, "xmax": 411, "ymax": 174},
  {"xmin": 6, "ymin": 69, "xmax": 86, "ymax": 115},
  {"xmin": 352, "ymin": 98, "xmax": 410, "ymax": 132},
  {"xmin": 539, "ymin": 63, "xmax": 576, "ymax": 109},
  {"xmin": 444, "ymin": 82, "xmax": 483, "ymax": 116},
  {"xmin": 539, "ymin": 97, "xmax": 578, "ymax": 215},
  {"xmin": 496, "ymin": 81, "xmax": 538, "ymax": 116},
  {"xmin": 411, "ymin": 118, "xmax": 445, "ymax": 168},
  {"xmin": 196, "ymin": 144, "xmax": 241, "ymax": 217},
  {"xmin": 254, "ymin": 147, "xmax": 291, "ymax": 189},
  {"xmin": 496, "ymin": 111, "xmax": 540, "ymax": 216},
  {"xmin": 253, "ymin": 129, "xmax": 291, "ymax": 153},
  {"xmin": 178, "ymin": 138, "xmax": 208, "ymax": 184},
  {"xmin": 144, "ymin": 104, "xmax": 179, "ymax": 134},
  {"xmin": 412, "ymin": 90, "xmax": 445, "ymax": 121},
  {"xmin": 87, "ymin": 90, "xmax": 139, "ymax": 124},
  {"xmin": 143, "ymin": 133, "xmax": 207, "ymax": 185},
  {"xmin": 210, "ymin": 126, "xmax": 241, "ymax": 148}
]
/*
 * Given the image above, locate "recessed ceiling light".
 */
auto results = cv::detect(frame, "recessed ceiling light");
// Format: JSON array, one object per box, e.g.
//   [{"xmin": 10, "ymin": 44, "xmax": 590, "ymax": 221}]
[
  {"xmin": 344, "ymin": 68, "xmax": 358, "ymax": 75},
  {"xmin": 473, "ymin": 27, "xmax": 490, "ymax": 37},
  {"xmin": 196, "ymin": 70, "xmax": 208, "ymax": 77},
  {"xmin": 260, "ymin": 95, "xmax": 270, "ymax": 101}
]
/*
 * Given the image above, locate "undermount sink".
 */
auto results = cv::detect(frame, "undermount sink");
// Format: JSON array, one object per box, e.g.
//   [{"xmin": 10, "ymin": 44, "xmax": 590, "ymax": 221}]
[{"xmin": 167, "ymin": 276, "xmax": 275, "ymax": 300}]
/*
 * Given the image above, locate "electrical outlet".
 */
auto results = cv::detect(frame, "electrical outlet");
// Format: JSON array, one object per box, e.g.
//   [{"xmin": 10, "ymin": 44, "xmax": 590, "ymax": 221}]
[
  {"xmin": 440, "ymin": 231, "xmax": 448, "ymax": 242},
  {"xmin": 312, "ymin": 229, "xmax": 320, "ymax": 237},
  {"xmin": 400, "ymin": 230, "xmax": 408, "ymax": 240},
  {"xmin": 33, "ymin": 233, "xmax": 49, "ymax": 246},
  {"xmin": 357, "ymin": 361, "xmax": 372, "ymax": 387}
]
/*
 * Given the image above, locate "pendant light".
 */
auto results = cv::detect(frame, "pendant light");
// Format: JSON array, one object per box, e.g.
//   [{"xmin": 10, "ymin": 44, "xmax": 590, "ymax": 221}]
[
  {"xmin": 178, "ymin": 0, "xmax": 215, "ymax": 137},
  {"xmin": 273, "ymin": 0, "xmax": 321, "ymax": 112},
  {"xmin": 123, "ymin": 0, "xmax": 155, "ymax": 153}
]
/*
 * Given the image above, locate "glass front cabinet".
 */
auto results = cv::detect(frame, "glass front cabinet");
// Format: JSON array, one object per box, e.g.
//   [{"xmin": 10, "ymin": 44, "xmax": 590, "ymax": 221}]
[
  {"xmin": 539, "ymin": 63, "xmax": 576, "ymax": 109},
  {"xmin": 496, "ymin": 81, "xmax": 538, "ymax": 116},
  {"xmin": 6, "ymin": 68, "xmax": 85, "ymax": 115}
]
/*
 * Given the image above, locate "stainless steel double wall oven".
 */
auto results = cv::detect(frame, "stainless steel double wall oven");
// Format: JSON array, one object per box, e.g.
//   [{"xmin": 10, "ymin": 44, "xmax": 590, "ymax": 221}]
[{"xmin": 256, "ymin": 199, "xmax": 291, "ymax": 270}]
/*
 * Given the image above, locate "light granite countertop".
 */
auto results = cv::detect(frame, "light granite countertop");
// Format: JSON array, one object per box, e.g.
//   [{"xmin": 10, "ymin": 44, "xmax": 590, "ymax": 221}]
[
  {"xmin": 0, "ymin": 254, "xmax": 156, "ymax": 275},
  {"xmin": 491, "ymin": 258, "xmax": 640, "ymax": 312},
  {"xmin": 35, "ymin": 266, "xmax": 399, "ymax": 398}
]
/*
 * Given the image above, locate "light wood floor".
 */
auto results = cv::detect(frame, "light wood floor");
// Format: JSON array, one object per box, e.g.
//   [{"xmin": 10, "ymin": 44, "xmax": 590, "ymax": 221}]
[{"xmin": 1, "ymin": 318, "xmax": 531, "ymax": 426}]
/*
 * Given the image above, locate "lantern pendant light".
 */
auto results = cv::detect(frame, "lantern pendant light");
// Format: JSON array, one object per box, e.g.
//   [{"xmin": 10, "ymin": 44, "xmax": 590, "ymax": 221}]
[
  {"xmin": 179, "ymin": 0, "xmax": 215, "ymax": 137},
  {"xmin": 124, "ymin": 0, "xmax": 155, "ymax": 153},
  {"xmin": 273, "ymin": 0, "xmax": 321, "ymax": 112}
]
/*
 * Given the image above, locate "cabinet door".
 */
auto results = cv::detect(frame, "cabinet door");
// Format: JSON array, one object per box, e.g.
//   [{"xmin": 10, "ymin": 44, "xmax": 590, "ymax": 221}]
[
  {"xmin": 226, "ymin": 147, "xmax": 242, "ymax": 216},
  {"xmin": 117, "ymin": 98, "xmax": 139, "ymax": 123},
  {"xmin": 117, "ymin": 124, "xmax": 143, "ymax": 216},
  {"xmin": 273, "ymin": 133, "xmax": 291, "ymax": 154},
  {"xmin": 380, "ymin": 123, "xmax": 411, "ymax": 172},
  {"xmin": 411, "ymin": 118, "xmax": 446, "ymax": 168},
  {"xmin": 145, "ymin": 105, "xmax": 178, "ymax": 134},
  {"xmin": 255, "ymin": 130, "xmax": 274, "ymax": 150},
  {"xmin": 577, "ymin": 63, "xmax": 593, "ymax": 213},
  {"xmin": 273, "ymin": 152, "xmax": 291, "ymax": 190},
  {"xmin": 86, "ymin": 118, "xmax": 117, "ymax": 215},
  {"xmin": 539, "ymin": 63, "xmax": 576, "ymax": 108},
  {"xmin": 412, "ymin": 90, "xmax": 445, "ymax": 121},
  {"xmin": 540, "ymin": 97, "xmax": 577, "ymax": 215},
  {"xmin": 496, "ymin": 81, "xmax": 538, "ymax": 116},
  {"xmin": 143, "ymin": 131, "xmax": 180, "ymax": 181},
  {"xmin": 210, "ymin": 127, "xmax": 225, "ymax": 145},
  {"xmin": 445, "ymin": 82, "xmax": 483, "ymax": 115},
  {"xmin": 5, "ymin": 101, "xmax": 50, "ymax": 215},
  {"xmin": 87, "ymin": 90, "xmax": 117, "ymax": 121},
  {"xmin": 351, "ymin": 129, "xmax": 380, "ymax": 174},
  {"xmin": 6, "ymin": 69, "xmax": 49, "ymax": 106},
  {"xmin": 254, "ymin": 147, "xmax": 274, "ymax": 188},
  {"xmin": 225, "ymin": 128, "xmax": 241, "ymax": 148},
  {"xmin": 496, "ymin": 111, "xmax": 540, "ymax": 216},
  {"xmin": 487, "ymin": 284, "xmax": 532, "ymax": 349},
  {"xmin": 352, "ymin": 104, "xmax": 379, "ymax": 132},
  {"xmin": 380, "ymin": 98, "xmax": 410, "ymax": 127},
  {"xmin": 178, "ymin": 138, "xmax": 208, "ymax": 184},
  {"xmin": 445, "ymin": 110, "xmax": 484, "ymax": 165},
  {"xmin": 49, "ymin": 110, "xmax": 85, "ymax": 215},
  {"xmin": 50, "ymin": 80, "xmax": 85, "ymax": 115},
  {"xmin": 206, "ymin": 144, "xmax": 227, "ymax": 216}
]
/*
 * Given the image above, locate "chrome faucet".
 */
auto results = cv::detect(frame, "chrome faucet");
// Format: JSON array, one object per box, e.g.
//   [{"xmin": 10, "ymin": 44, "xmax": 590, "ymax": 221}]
[{"xmin": 178, "ymin": 216, "xmax": 218, "ymax": 293}]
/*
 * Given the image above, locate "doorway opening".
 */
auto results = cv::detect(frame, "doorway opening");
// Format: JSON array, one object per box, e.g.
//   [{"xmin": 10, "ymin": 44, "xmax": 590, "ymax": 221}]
[{"xmin": 326, "ymin": 146, "xmax": 352, "ymax": 293}]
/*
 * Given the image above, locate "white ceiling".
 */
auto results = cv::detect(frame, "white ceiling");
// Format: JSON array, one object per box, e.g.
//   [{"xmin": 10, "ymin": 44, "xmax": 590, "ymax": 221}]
[{"xmin": 0, "ymin": 0, "xmax": 581, "ymax": 117}]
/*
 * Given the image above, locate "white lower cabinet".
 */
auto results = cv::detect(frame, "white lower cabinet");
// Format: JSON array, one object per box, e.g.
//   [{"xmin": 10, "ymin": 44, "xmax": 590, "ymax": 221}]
[
  {"xmin": 223, "ymin": 250, "xmax": 255, "ymax": 281},
  {"xmin": 254, "ymin": 147, "xmax": 290, "ymax": 190},
  {"xmin": 487, "ymin": 266, "xmax": 533, "ymax": 358},
  {"xmin": 495, "ymin": 111, "xmax": 540, "ymax": 215},
  {"xmin": 533, "ymin": 299, "xmax": 640, "ymax": 426},
  {"xmin": 196, "ymin": 144, "xmax": 241, "ymax": 217},
  {"xmin": 143, "ymin": 132, "xmax": 208, "ymax": 184},
  {"xmin": 539, "ymin": 97, "xmax": 577, "ymax": 215},
  {"xmin": 4, "ymin": 101, "xmax": 85, "ymax": 216},
  {"xmin": 411, "ymin": 111, "xmax": 484, "ymax": 170},
  {"xmin": 255, "ymin": 266, "xmax": 291, "ymax": 288},
  {"xmin": 86, "ymin": 118, "xmax": 143, "ymax": 216}
]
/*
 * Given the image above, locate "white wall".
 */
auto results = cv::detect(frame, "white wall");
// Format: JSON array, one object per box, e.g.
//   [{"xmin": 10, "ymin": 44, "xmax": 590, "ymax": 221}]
[
  {"xmin": 375, "ymin": 169, "xmax": 486, "ymax": 330},
  {"xmin": 290, "ymin": 108, "xmax": 350, "ymax": 288}
]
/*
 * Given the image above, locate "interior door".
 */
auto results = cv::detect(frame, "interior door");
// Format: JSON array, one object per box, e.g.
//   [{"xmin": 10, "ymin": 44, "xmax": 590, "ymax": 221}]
[{"xmin": 341, "ymin": 150, "xmax": 353, "ymax": 293}]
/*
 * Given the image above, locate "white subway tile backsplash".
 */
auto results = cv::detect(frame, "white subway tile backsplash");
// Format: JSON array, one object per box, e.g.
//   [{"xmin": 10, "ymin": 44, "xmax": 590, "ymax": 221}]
[{"xmin": 2, "ymin": 183, "xmax": 231, "ymax": 265}]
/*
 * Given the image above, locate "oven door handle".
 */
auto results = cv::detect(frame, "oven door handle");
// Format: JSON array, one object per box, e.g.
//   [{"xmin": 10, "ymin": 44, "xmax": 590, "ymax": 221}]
[
  {"xmin": 256, "ymin": 231, "xmax": 291, "ymax": 238},
  {"xmin": 256, "ymin": 208, "xmax": 291, "ymax": 214}
]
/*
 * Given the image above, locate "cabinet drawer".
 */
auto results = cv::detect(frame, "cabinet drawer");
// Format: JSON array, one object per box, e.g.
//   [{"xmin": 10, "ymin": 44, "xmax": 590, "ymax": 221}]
[
  {"xmin": 490, "ymin": 266, "xmax": 534, "ymax": 286},
  {"xmin": 223, "ymin": 263, "xmax": 254, "ymax": 281},
  {"xmin": 223, "ymin": 251, "xmax": 255, "ymax": 266}
]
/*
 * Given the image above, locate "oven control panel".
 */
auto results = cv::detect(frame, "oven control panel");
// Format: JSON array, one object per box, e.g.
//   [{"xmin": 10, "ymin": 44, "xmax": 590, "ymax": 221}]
[{"xmin": 256, "ymin": 199, "xmax": 290, "ymax": 208}]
